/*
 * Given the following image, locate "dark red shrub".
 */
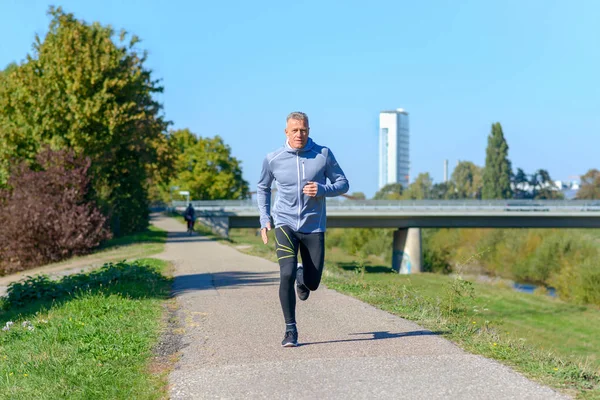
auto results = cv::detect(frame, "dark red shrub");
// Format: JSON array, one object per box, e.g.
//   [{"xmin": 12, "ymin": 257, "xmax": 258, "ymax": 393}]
[{"xmin": 0, "ymin": 148, "xmax": 111, "ymax": 274}]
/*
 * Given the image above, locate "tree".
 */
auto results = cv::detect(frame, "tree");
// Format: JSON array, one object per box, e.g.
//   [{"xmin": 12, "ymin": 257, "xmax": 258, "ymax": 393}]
[
  {"xmin": 170, "ymin": 134, "xmax": 249, "ymax": 200},
  {"xmin": 168, "ymin": 128, "xmax": 199, "ymax": 156},
  {"xmin": 451, "ymin": 161, "xmax": 483, "ymax": 199},
  {"xmin": 431, "ymin": 182, "xmax": 458, "ymax": 200},
  {"xmin": 512, "ymin": 168, "xmax": 529, "ymax": 199},
  {"xmin": 149, "ymin": 129, "xmax": 197, "ymax": 203},
  {"xmin": 530, "ymin": 169, "xmax": 563, "ymax": 200},
  {"xmin": 373, "ymin": 183, "xmax": 404, "ymax": 200},
  {"xmin": 346, "ymin": 192, "xmax": 366, "ymax": 200},
  {"xmin": 512, "ymin": 168, "xmax": 564, "ymax": 200},
  {"xmin": 482, "ymin": 123, "xmax": 513, "ymax": 199},
  {"xmin": 402, "ymin": 173, "xmax": 433, "ymax": 200},
  {"xmin": 0, "ymin": 7, "xmax": 169, "ymax": 235},
  {"xmin": 576, "ymin": 169, "xmax": 600, "ymax": 200}
]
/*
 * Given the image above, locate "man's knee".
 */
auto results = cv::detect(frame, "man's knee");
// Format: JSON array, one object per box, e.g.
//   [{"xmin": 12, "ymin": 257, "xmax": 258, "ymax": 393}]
[
  {"xmin": 280, "ymin": 266, "xmax": 296, "ymax": 284},
  {"xmin": 304, "ymin": 272, "xmax": 323, "ymax": 291}
]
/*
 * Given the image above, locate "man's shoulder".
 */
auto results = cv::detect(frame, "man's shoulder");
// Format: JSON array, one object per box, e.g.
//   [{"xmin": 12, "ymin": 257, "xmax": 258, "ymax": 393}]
[
  {"xmin": 265, "ymin": 147, "xmax": 287, "ymax": 163},
  {"xmin": 308, "ymin": 141, "xmax": 331, "ymax": 158}
]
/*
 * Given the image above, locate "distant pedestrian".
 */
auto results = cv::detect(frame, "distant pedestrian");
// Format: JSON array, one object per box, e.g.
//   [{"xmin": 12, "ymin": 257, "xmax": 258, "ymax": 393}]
[
  {"xmin": 257, "ymin": 111, "xmax": 349, "ymax": 347},
  {"xmin": 184, "ymin": 203, "xmax": 196, "ymax": 234}
]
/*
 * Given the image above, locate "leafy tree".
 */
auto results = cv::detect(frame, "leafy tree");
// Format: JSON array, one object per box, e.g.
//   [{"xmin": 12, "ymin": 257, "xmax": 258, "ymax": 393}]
[
  {"xmin": 402, "ymin": 173, "xmax": 433, "ymax": 200},
  {"xmin": 512, "ymin": 168, "xmax": 564, "ymax": 200},
  {"xmin": 169, "ymin": 133, "xmax": 249, "ymax": 200},
  {"xmin": 482, "ymin": 123, "xmax": 513, "ymax": 199},
  {"xmin": 167, "ymin": 128, "xmax": 199, "ymax": 157},
  {"xmin": 0, "ymin": 7, "xmax": 169, "ymax": 235},
  {"xmin": 451, "ymin": 161, "xmax": 483, "ymax": 199},
  {"xmin": 149, "ymin": 128, "xmax": 197, "ymax": 203},
  {"xmin": 346, "ymin": 192, "xmax": 366, "ymax": 200},
  {"xmin": 431, "ymin": 182, "xmax": 458, "ymax": 200},
  {"xmin": 512, "ymin": 168, "xmax": 529, "ymax": 199},
  {"xmin": 576, "ymin": 169, "xmax": 600, "ymax": 200},
  {"xmin": 373, "ymin": 183, "xmax": 404, "ymax": 200},
  {"xmin": 530, "ymin": 169, "xmax": 563, "ymax": 200}
]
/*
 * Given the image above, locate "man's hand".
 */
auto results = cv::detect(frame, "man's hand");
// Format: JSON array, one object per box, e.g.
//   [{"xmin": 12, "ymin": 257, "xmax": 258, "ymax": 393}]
[
  {"xmin": 303, "ymin": 181, "xmax": 318, "ymax": 197},
  {"xmin": 261, "ymin": 222, "xmax": 272, "ymax": 244}
]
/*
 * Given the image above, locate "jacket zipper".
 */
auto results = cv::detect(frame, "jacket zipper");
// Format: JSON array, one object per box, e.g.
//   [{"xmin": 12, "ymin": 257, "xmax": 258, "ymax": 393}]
[
  {"xmin": 296, "ymin": 153, "xmax": 301, "ymax": 230},
  {"xmin": 302, "ymin": 161, "xmax": 306, "ymax": 180}
]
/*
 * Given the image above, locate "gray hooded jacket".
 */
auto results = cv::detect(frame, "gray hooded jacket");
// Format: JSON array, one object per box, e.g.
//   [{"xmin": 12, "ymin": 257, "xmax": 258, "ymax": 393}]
[{"xmin": 257, "ymin": 138, "xmax": 349, "ymax": 233}]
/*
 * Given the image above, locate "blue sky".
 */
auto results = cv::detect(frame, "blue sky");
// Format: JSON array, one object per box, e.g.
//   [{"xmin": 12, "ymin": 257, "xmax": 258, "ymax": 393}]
[{"xmin": 2, "ymin": 0, "xmax": 599, "ymax": 198}]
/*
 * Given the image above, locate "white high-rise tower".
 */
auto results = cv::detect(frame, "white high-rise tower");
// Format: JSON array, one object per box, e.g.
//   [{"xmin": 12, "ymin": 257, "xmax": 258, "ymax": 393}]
[{"xmin": 378, "ymin": 108, "xmax": 410, "ymax": 190}]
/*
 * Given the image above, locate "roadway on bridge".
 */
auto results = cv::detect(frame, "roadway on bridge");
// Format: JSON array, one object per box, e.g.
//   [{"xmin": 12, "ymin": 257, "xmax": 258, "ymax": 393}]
[{"xmin": 153, "ymin": 215, "xmax": 568, "ymax": 399}]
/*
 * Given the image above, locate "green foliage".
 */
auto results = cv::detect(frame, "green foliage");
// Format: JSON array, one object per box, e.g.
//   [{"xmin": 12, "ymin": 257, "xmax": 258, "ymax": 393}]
[
  {"xmin": 482, "ymin": 123, "xmax": 513, "ymax": 199},
  {"xmin": 550, "ymin": 253, "xmax": 600, "ymax": 306},
  {"xmin": 528, "ymin": 169, "xmax": 564, "ymax": 200},
  {"xmin": 373, "ymin": 182, "xmax": 404, "ymax": 200},
  {"xmin": 443, "ymin": 276, "xmax": 475, "ymax": 317},
  {"xmin": 422, "ymin": 229, "xmax": 454, "ymax": 273},
  {"xmin": 376, "ymin": 174, "xmax": 458, "ymax": 201},
  {"xmin": 0, "ymin": 259, "xmax": 171, "ymax": 399},
  {"xmin": 166, "ymin": 130, "xmax": 249, "ymax": 200},
  {"xmin": 326, "ymin": 228, "xmax": 393, "ymax": 263},
  {"xmin": 452, "ymin": 161, "xmax": 483, "ymax": 199},
  {"xmin": 402, "ymin": 172, "xmax": 433, "ymax": 200},
  {"xmin": 430, "ymin": 182, "xmax": 459, "ymax": 200},
  {"xmin": 576, "ymin": 169, "xmax": 600, "ymax": 200},
  {"xmin": 347, "ymin": 191, "xmax": 366, "ymax": 200},
  {"xmin": 4, "ymin": 261, "xmax": 168, "ymax": 309},
  {"xmin": 0, "ymin": 7, "xmax": 170, "ymax": 235},
  {"xmin": 512, "ymin": 168, "xmax": 529, "ymax": 199},
  {"xmin": 424, "ymin": 228, "xmax": 600, "ymax": 306}
]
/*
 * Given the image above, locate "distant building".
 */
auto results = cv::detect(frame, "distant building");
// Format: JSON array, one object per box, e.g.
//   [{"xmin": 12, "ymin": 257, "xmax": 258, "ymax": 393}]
[{"xmin": 379, "ymin": 108, "xmax": 410, "ymax": 189}]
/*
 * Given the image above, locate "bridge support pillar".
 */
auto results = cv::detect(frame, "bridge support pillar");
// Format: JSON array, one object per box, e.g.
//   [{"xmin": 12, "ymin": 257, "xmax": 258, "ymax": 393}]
[{"xmin": 392, "ymin": 228, "xmax": 422, "ymax": 274}]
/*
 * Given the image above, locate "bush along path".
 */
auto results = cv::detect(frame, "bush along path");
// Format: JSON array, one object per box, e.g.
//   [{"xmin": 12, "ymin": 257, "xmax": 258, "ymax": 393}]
[{"xmin": 153, "ymin": 215, "xmax": 570, "ymax": 400}]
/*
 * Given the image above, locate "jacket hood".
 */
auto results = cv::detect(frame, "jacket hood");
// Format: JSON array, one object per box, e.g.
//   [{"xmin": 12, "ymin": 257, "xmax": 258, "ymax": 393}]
[{"xmin": 285, "ymin": 137, "xmax": 315, "ymax": 153}]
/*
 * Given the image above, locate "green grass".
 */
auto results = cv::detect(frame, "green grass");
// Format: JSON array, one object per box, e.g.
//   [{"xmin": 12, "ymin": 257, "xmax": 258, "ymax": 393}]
[
  {"xmin": 99, "ymin": 225, "xmax": 168, "ymax": 255},
  {"xmin": 226, "ymin": 227, "xmax": 600, "ymax": 399},
  {"xmin": 0, "ymin": 258, "xmax": 173, "ymax": 399}
]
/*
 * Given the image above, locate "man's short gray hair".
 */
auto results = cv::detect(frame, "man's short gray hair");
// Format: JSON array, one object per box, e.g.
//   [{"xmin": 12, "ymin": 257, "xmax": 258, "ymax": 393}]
[{"xmin": 286, "ymin": 111, "xmax": 309, "ymax": 126}]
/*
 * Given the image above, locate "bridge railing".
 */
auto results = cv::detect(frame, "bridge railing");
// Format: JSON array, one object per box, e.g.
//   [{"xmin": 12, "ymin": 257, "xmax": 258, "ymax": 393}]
[{"xmin": 171, "ymin": 199, "xmax": 600, "ymax": 212}]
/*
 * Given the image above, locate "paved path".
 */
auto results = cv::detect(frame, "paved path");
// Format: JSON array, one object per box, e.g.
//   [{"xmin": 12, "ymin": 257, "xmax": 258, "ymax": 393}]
[{"xmin": 153, "ymin": 215, "xmax": 569, "ymax": 400}]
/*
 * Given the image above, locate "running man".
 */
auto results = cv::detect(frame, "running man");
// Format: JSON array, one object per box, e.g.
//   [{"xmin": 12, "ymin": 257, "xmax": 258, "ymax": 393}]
[{"xmin": 257, "ymin": 111, "xmax": 349, "ymax": 347}]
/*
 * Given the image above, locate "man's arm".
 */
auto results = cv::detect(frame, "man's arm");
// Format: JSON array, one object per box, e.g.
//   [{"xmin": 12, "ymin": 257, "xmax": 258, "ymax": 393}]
[
  {"xmin": 257, "ymin": 157, "xmax": 274, "ymax": 229},
  {"xmin": 316, "ymin": 149, "xmax": 349, "ymax": 197}
]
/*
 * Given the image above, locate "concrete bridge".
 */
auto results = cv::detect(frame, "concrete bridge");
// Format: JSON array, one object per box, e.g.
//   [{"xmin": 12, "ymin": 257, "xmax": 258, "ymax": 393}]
[{"xmin": 172, "ymin": 199, "xmax": 600, "ymax": 274}]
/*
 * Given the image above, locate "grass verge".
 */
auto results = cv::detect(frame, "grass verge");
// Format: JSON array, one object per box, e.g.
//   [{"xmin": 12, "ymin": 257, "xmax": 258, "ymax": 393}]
[
  {"xmin": 0, "ymin": 226, "xmax": 168, "ymax": 286},
  {"xmin": 0, "ymin": 258, "xmax": 173, "ymax": 400},
  {"xmin": 226, "ymin": 228, "xmax": 600, "ymax": 399}
]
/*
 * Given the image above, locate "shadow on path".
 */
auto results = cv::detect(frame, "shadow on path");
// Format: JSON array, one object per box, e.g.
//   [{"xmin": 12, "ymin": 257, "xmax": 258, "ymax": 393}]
[
  {"xmin": 172, "ymin": 271, "xmax": 278, "ymax": 296},
  {"xmin": 299, "ymin": 330, "xmax": 447, "ymax": 347},
  {"xmin": 337, "ymin": 262, "xmax": 394, "ymax": 274}
]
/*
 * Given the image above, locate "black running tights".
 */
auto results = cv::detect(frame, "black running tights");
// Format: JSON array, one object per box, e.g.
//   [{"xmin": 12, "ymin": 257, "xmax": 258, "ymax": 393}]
[{"xmin": 274, "ymin": 225, "xmax": 325, "ymax": 325}]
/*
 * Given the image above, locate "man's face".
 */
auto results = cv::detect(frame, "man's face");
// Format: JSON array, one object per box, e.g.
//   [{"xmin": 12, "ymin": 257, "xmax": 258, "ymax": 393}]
[{"xmin": 285, "ymin": 118, "xmax": 309, "ymax": 149}]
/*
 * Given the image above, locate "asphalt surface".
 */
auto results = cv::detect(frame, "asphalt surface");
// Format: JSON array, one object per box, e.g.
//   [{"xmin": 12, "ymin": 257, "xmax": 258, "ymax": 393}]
[{"xmin": 153, "ymin": 215, "xmax": 569, "ymax": 400}]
